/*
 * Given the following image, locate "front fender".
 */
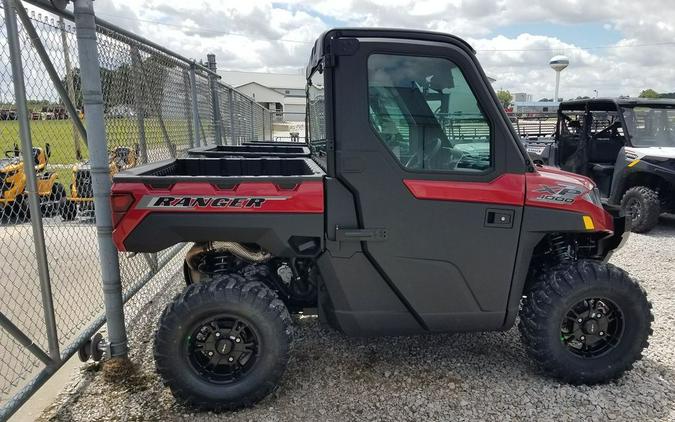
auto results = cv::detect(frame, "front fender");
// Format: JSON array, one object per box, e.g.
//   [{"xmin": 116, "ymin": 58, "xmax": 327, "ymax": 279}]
[{"xmin": 599, "ymin": 207, "xmax": 629, "ymax": 262}]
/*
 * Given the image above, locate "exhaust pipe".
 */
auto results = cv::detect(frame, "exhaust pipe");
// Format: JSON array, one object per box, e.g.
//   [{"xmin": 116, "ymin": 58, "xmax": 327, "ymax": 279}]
[{"xmin": 185, "ymin": 241, "xmax": 271, "ymax": 271}]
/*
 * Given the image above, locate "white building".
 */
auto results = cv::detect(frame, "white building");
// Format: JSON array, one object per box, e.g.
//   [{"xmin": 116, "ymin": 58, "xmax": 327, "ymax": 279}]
[
  {"xmin": 512, "ymin": 101, "xmax": 559, "ymax": 114},
  {"xmin": 513, "ymin": 92, "xmax": 532, "ymax": 103},
  {"xmin": 219, "ymin": 71, "xmax": 306, "ymax": 124}
]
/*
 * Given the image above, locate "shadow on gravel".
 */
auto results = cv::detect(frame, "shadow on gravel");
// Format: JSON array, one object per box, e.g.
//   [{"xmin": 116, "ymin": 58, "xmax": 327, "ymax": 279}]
[
  {"xmin": 625, "ymin": 214, "xmax": 675, "ymax": 241},
  {"xmin": 653, "ymin": 213, "xmax": 675, "ymax": 232}
]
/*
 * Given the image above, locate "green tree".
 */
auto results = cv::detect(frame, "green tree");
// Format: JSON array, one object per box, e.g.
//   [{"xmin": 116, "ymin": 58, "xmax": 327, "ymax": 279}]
[
  {"xmin": 60, "ymin": 54, "xmax": 172, "ymax": 114},
  {"xmin": 25, "ymin": 99, "xmax": 57, "ymax": 112},
  {"xmin": 61, "ymin": 65, "xmax": 132, "ymax": 111},
  {"xmin": 496, "ymin": 89, "xmax": 513, "ymax": 108},
  {"xmin": 638, "ymin": 89, "xmax": 659, "ymax": 99},
  {"xmin": 60, "ymin": 67, "xmax": 83, "ymax": 110}
]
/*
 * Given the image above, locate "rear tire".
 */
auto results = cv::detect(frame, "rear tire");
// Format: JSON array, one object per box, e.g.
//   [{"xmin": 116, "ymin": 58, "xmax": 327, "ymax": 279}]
[
  {"xmin": 621, "ymin": 186, "xmax": 660, "ymax": 233},
  {"xmin": 154, "ymin": 274, "xmax": 292, "ymax": 410},
  {"xmin": 519, "ymin": 260, "xmax": 652, "ymax": 384}
]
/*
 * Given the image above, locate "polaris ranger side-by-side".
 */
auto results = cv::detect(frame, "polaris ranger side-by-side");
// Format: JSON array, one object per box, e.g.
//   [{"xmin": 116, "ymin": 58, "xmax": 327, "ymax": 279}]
[
  {"xmin": 111, "ymin": 29, "xmax": 652, "ymax": 410},
  {"xmin": 526, "ymin": 98, "xmax": 675, "ymax": 232}
]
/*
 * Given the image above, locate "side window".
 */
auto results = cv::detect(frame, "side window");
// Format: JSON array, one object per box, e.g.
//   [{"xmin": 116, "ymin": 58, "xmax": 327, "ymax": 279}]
[
  {"xmin": 307, "ymin": 68, "xmax": 326, "ymax": 166},
  {"xmin": 368, "ymin": 54, "xmax": 492, "ymax": 172}
]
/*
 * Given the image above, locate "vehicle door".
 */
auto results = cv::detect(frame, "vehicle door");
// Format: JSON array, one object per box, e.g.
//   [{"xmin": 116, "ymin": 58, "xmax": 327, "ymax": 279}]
[{"xmin": 333, "ymin": 37, "xmax": 528, "ymax": 331}]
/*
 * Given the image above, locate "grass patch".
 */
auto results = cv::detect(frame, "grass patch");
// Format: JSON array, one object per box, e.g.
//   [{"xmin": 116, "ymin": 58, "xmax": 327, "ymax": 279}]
[
  {"xmin": 0, "ymin": 117, "xmax": 194, "ymax": 188},
  {"xmin": 0, "ymin": 118, "xmax": 193, "ymax": 162}
]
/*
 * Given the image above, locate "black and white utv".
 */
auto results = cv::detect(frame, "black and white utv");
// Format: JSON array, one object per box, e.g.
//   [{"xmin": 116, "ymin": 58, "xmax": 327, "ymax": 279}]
[{"xmin": 528, "ymin": 98, "xmax": 675, "ymax": 232}]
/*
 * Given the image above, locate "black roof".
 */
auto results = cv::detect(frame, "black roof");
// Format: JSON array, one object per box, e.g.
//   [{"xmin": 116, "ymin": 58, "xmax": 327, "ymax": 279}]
[
  {"xmin": 560, "ymin": 97, "xmax": 675, "ymax": 111},
  {"xmin": 306, "ymin": 28, "xmax": 475, "ymax": 79}
]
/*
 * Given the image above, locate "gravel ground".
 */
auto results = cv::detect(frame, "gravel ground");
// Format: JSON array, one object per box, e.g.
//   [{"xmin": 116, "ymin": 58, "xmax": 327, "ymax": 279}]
[{"xmin": 40, "ymin": 216, "xmax": 675, "ymax": 422}]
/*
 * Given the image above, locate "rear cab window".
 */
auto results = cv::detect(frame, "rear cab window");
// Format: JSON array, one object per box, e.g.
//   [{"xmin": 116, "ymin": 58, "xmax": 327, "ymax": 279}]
[{"xmin": 307, "ymin": 67, "xmax": 327, "ymax": 169}]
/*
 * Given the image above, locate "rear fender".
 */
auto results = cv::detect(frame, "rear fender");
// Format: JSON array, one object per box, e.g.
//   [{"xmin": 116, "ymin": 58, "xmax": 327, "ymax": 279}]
[{"xmin": 112, "ymin": 181, "xmax": 325, "ymax": 255}]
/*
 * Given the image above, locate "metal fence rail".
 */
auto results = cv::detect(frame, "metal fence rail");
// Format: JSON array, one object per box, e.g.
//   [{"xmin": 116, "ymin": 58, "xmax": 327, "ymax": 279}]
[{"xmin": 0, "ymin": 0, "xmax": 274, "ymax": 419}]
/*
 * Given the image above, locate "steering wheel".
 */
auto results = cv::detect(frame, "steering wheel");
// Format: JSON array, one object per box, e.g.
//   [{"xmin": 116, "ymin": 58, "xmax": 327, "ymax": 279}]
[
  {"xmin": 445, "ymin": 148, "xmax": 467, "ymax": 170},
  {"xmin": 423, "ymin": 138, "xmax": 443, "ymax": 168},
  {"xmin": 405, "ymin": 138, "xmax": 443, "ymax": 168}
]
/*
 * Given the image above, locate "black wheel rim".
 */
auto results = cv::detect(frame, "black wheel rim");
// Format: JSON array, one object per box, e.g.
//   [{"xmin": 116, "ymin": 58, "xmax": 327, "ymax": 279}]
[
  {"xmin": 186, "ymin": 315, "xmax": 260, "ymax": 384},
  {"xmin": 626, "ymin": 198, "xmax": 642, "ymax": 222},
  {"xmin": 560, "ymin": 297, "xmax": 624, "ymax": 358}
]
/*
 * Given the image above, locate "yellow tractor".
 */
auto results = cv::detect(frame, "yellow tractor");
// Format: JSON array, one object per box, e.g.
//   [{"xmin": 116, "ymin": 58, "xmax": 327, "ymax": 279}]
[
  {"xmin": 63, "ymin": 145, "xmax": 138, "ymax": 220},
  {"xmin": 0, "ymin": 143, "xmax": 67, "ymax": 221}
]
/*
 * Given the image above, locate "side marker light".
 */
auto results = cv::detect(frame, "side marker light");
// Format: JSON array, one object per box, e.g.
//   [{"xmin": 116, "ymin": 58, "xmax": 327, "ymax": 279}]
[{"xmin": 582, "ymin": 215, "xmax": 595, "ymax": 230}]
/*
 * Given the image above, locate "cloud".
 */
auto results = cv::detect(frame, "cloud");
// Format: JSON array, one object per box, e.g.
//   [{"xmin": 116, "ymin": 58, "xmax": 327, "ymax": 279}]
[
  {"xmin": 88, "ymin": 0, "xmax": 141, "ymax": 34},
  {"xmin": 52, "ymin": 0, "xmax": 675, "ymax": 98}
]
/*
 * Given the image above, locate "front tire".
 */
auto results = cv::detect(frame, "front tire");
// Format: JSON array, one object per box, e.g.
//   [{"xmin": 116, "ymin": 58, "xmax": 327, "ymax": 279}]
[
  {"xmin": 154, "ymin": 274, "xmax": 292, "ymax": 410},
  {"xmin": 519, "ymin": 260, "xmax": 652, "ymax": 384},
  {"xmin": 621, "ymin": 186, "xmax": 660, "ymax": 233}
]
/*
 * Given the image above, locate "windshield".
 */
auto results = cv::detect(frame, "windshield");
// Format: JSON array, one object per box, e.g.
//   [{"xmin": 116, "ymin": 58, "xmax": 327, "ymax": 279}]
[{"xmin": 622, "ymin": 106, "xmax": 675, "ymax": 147}]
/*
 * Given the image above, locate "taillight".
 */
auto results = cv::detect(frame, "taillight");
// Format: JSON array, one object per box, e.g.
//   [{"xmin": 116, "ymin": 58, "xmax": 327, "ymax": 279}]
[{"xmin": 110, "ymin": 193, "xmax": 135, "ymax": 228}]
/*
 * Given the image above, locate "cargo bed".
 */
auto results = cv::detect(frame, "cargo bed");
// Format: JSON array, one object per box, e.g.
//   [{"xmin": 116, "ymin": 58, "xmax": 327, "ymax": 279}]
[
  {"xmin": 243, "ymin": 141, "xmax": 307, "ymax": 147},
  {"xmin": 188, "ymin": 144, "xmax": 310, "ymax": 158},
  {"xmin": 113, "ymin": 157, "xmax": 325, "ymax": 184},
  {"xmin": 111, "ymin": 157, "xmax": 325, "ymax": 253}
]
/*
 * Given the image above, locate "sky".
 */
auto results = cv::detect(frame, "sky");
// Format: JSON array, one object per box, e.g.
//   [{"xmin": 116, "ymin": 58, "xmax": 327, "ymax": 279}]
[{"xmin": 69, "ymin": 0, "xmax": 675, "ymax": 100}]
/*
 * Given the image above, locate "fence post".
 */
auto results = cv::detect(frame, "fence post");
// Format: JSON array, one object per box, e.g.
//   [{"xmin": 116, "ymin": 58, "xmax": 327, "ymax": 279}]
[
  {"xmin": 130, "ymin": 46, "xmax": 148, "ymax": 163},
  {"xmin": 268, "ymin": 110, "xmax": 273, "ymax": 141},
  {"xmin": 3, "ymin": 0, "xmax": 60, "ymax": 362},
  {"xmin": 228, "ymin": 88, "xmax": 236, "ymax": 145},
  {"xmin": 58, "ymin": 16, "xmax": 83, "ymax": 161},
  {"xmin": 182, "ymin": 69, "xmax": 194, "ymax": 149},
  {"xmin": 189, "ymin": 62, "xmax": 201, "ymax": 148},
  {"xmin": 250, "ymin": 101, "xmax": 255, "ymax": 141},
  {"xmin": 206, "ymin": 54, "xmax": 223, "ymax": 146},
  {"xmin": 73, "ymin": 0, "xmax": 128, "ymax": 360}
]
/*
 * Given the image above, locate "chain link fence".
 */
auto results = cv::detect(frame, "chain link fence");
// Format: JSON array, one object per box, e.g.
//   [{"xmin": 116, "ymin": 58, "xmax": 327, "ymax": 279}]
[{"xmin": 0, "ymin": 0, "xmax": 274, "ymax": 419}]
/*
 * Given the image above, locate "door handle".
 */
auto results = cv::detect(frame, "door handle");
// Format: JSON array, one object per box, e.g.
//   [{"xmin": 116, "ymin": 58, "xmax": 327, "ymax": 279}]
[
  {"xmin": 335, "ymin": 226, "xmax": 388, "ymax": 242},
  {"xmin": 484, "ymin": 208, "xmax": 514, "ymax": 228}
]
